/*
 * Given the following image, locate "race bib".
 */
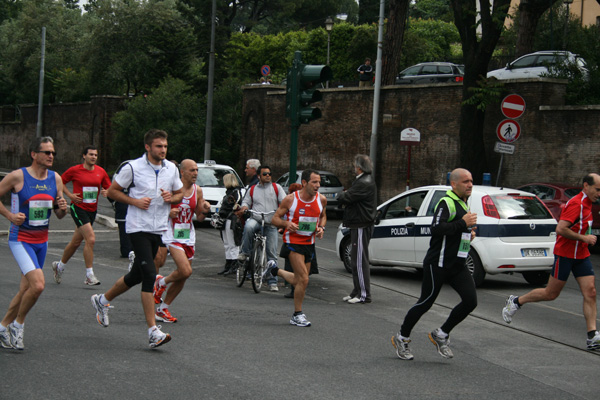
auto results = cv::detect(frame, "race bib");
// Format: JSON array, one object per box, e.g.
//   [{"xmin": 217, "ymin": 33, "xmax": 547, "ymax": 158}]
[
  {"xmin": 174, "ymin": 223, "xmax": 191, "ymax": 240},
  {"xmin": 587, "ymin": 221, "xmax": 593, "ymax": 235},
  {"xmin": 297, "ymin": 216, "xmax": 318, "ymax": 236},
  {"xmin": 82, "ymin": 186, "xmax": 98, "ymax": 203},
  {"xmin": 457, "ymin": 232, "xmax": 471, "ymax": 258},
  {"xmin": 29, "ymin": 200, "xmax": 52, "ymax": 226}
]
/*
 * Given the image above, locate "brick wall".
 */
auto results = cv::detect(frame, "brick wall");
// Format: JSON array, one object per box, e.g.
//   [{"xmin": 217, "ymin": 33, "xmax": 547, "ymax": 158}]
[{"xmin": 241, "ymin": 80, "xmax": 600, "ymax": 202}]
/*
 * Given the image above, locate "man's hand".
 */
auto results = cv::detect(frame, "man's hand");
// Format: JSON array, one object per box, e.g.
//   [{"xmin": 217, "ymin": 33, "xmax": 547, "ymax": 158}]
[
  {"xmin": 169, "ymin": 208, "xmax": 180, "ymax": 219},
  {"xmin": 9, "ymin": 212, "xmax": 26, "ymax": 226},
  {"xmin": 583, "ymin": 234, "xmax": 597, "ymax": 246},
  {"xmin": 100, "ymin": 188, "xmax": 108, "ymax": 198},
  {"xmin": 134, "ymin": 197, "xmax": 152, "ymax": 210},
  {"xmin": 56, "ymin": 196, "xmax": 68, "ymax": 212},
  {"xmin": 160, "ymin": 188, "xmax": 172, "ymax": 203},
  {"xmin": 316, "ymin": 226, "xmax": 325, "ymax": 239},
  {"xmin": 68, "ymin": 192, "xmax": 82, "ymax": 203},
  {"xmin": 462, "ymin": 211, "xmax": 477, "ymax": 228}
]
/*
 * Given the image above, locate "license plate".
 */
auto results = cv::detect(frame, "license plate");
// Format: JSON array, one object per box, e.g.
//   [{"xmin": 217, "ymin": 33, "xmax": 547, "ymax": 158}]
[
  {"xmin": 592, "ymin": 229, "xmax": 600, "ymax": 235},
  {"xmin": 521, "ymin": 248, "xmax": 546, "ymax": 257},
  {"xmin": 325, "ymin": 193, "xmax": 335, "ymax": 198}
]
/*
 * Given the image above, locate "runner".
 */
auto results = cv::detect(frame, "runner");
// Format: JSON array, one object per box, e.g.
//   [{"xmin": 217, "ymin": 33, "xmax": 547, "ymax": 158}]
[
  {"xmin": 153, "ymin": 159, "xmax": 210, "ymax": 323},
  {"xmin": 268, "ymin": 169, "xmax": 327, "ymax": 327},
  {"xmin": 91, "ymin": 129, "xmax": 183, "ymax": 349},
  {"xmin": 52, "ymin": 145, "xmax": 111, "ymax": 285},
  {"xmin": 0, "ymin": 137, "xmax": 68, "ymax": 350}
]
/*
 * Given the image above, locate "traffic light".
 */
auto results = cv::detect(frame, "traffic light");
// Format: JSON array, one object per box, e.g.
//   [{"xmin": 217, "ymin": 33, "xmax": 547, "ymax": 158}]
[{"xmin": 285, "ymin": 51, "xmax": 332, "ymax": 126}]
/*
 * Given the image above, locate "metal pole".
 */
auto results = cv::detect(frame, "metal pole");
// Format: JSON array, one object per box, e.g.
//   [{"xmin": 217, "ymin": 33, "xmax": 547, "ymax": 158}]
[
  {"xmin": 495, "ymin": 154, "xmax": 504, "ymax": 186},
  {"xmin": 406, "ymin": 145, "xmax": 411, "ymax": 191},
  {"xmin": 36, "ymin": 27, "xmax": 46, "ymax": 138},
  {"xmin": 369, "ymin": 0, "xmax": 385, "ymax": 177},
  {"xmin": 203, "ymin": 0, "xmax": 216, "ymax": 161},
  {"xmin": 289, "ymin": 51, "xmax": 302, "ymax": 185},
  {"xmin": 326, "ymin": 32, "xmax": 330, "ymax": 89}
]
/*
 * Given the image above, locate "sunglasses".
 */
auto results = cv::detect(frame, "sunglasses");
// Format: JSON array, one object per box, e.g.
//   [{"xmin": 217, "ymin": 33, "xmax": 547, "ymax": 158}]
[
  {"xmin": 37, "ymin": 151, "xmax": 57, "ymax": 156},
  {"xmin": 262, "ymin": 172, "xmax": 271, "ymax": 176}
]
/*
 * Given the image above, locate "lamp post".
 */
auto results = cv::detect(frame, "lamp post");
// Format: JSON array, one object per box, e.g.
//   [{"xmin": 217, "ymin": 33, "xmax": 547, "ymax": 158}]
[
  {"xmin": 325, "ymin": 16, "xmax": 333, "ymax": 88},
  {"xmin": 563, "ymin": 0, "xmax": 573, "ymax": 50}
]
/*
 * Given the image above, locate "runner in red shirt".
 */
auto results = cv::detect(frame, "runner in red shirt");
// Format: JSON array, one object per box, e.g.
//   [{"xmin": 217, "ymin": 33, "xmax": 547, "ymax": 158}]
[
  {"xmin": 503, "ymin": 173, "xmax": 600, "ymax": 350},
  {"xmin": 269, "ymin": 169, "xmax": 327, "ymax": 327},
  {"xmin": 52, "ymin": 146, "xmax": 111, "ymax": 286}
]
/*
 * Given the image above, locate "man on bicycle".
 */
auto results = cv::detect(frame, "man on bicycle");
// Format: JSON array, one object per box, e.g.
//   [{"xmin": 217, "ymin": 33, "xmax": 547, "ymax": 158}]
[
  {"xmin": 269, "ymin": 169, "xmax": 327, "ymax": 327},
  {"xmin": 237, "ymin": 165, "xmax": 285, "ymax": 291}
]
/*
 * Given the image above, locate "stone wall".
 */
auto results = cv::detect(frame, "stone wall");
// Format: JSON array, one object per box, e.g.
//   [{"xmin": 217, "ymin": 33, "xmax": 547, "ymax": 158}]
[{"xmin": 241, "ymin": 80, "xmax": 600, "ymax": 202}]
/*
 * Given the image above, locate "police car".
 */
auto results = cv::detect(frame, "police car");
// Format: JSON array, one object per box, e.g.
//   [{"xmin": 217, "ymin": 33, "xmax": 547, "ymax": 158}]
[
  {"xmin": 194, "ymin": 161, "xmax": 244, "ymax": 218},
  {"xmin": 335, "ymin": 185, "xmax": 558, "ymax": 286}
]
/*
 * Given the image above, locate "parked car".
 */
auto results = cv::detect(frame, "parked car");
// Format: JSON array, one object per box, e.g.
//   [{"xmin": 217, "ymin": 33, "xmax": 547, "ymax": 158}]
[
  {"xmin": 194, "ymin": 160, "xmax": 244, "ymax": 218},
  {"xmin": 487, "ymin": 51, "xmax": 588, "ymax": 80},
  {"xmin": 517, "ymin": 182, "xmax": 600, "ymax": 248},
  {"xmin": 276, "ymin": 170, "xmax": 344, "ymax": 217},
  {"xmin": 336, "ymin": 185, "xmax": 557, "ymax": 286},
  {"xmin": 395, "ymin": 62, "xmax": 464, "ymax": 85}
]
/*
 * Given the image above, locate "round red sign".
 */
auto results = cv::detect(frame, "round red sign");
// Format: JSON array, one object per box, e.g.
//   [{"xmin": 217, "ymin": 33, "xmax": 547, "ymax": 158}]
[
  {"xmin": 501, "ymin": 94, "xmax": 526, "ymax": 119},
  {"xmin": 496, "ymin": 119, "xmax": 521, "ymax": 143}
]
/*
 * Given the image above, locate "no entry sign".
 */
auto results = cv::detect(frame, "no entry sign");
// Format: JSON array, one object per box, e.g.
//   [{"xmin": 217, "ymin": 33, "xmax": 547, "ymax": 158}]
[{"xmin": 501, "ymin": 94, "xmax": 526, "ymax": 119}]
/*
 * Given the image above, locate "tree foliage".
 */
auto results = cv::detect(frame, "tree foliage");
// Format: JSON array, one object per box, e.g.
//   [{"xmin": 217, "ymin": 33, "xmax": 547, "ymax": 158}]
[{"xmin": 410, "ymin": 0, "xmax": 453, "ymax": 22}]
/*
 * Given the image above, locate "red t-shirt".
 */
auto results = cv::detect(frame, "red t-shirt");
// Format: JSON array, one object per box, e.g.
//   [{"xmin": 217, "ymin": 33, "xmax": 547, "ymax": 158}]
[
  {"xmin": 61, "ymin": 164, "xmax": 111, "ymax": 212},
  {"xmin": 554, "ymin": 191, "xmax": 593, "ymax": 259}
]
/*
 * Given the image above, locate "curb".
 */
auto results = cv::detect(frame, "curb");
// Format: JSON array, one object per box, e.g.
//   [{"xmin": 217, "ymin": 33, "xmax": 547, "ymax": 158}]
[{"xmin": 95, "ymin": 214, "xmax": 118, "ymax": 229}]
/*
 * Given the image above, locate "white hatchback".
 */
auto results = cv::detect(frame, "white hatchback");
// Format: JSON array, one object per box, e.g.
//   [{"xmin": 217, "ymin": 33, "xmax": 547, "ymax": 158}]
[
  {"xmin": 335, "ymin": 185, "xmax": 557, "ymax": 286},
  {"xmin": 194, "ymin": 161, "xmax": 244, "ymax": 217},
  {"xmin": 487, "ymin": 51, "xmax": 588, "ymax": 80}
]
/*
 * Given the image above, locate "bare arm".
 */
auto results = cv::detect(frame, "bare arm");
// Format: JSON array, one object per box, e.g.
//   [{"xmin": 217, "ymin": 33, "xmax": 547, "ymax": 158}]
[
  {"xmin": 107, "ymin": 180, "xmax": 151, "ymax": 210},
  {"xmin": 556, "ymin": 219, "xmax": 597, "ymax": 246},
  {"xmin": 62, "ymin": 185, "xmax": 82, "ymax": 203},
  {"xmin": 194, "ymin": 186, "xmax": 210, "ymax": 222},
  {"xmin": 316, "ymin": 194, "xmax": 328, "ymax": 239},
  {"xmin": 271, "ymin": 195, "xmax": 295, "ymax": 232},
  {"xmin": 53, "ymin": 174, "xmax": 68, "ymax": 219},
  {"xmin": 0, "ymin": 170, "xmax": 26, "ymax": 225}
]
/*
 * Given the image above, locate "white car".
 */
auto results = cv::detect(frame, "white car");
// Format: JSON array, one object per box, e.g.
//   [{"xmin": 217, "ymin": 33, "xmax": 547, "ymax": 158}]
[
  {"xmin": 194, "ymin": 161, "xmax": 244, "ymax": 217},
  {"xmin": 487, "ymin": 51, "xmax": 588, "ymax": 80},
  {"xmin": 336, "ymin": 185, "xmax": 557, "ymax": 286}
]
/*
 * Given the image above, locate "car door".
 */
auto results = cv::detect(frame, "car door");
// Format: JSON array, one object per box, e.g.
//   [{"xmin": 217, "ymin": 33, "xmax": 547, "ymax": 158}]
[
  {"xmin": 505, "ymin": 55, "xmax": 537, "ymax": 79},
  {"xmin": 369, "ymin": 190, "xmax": 429, "ymax": 266}
]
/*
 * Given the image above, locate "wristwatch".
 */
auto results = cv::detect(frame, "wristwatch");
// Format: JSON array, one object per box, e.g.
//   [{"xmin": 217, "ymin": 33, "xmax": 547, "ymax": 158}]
[{"xmin": 319, "ymin": 226, "xmax": 325, "ymax": 231}]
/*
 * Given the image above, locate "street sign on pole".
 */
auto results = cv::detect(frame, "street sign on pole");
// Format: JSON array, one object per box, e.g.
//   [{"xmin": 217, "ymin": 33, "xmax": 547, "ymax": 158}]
[
  {"xmin": 261, "ymin": 65, "xmax": 271, "ymax": 76},
  {"xmin": 400, "ymin": 128, "xmax": 421, "ymax": 191},
  {"xmin": 494, "ymin": 142, "xmax": 515, "ymax": 155},
  {"xmin": 501, "ymin": 94, "xmax": 526, "ymax": 119},
  {"xmin": 496, "ymin": 119, "xmax": 521, "ymax": 143}
]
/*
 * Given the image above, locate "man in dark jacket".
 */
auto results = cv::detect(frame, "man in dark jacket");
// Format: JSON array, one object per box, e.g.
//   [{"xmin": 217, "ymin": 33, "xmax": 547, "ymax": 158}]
[{"xmin": 338, "ymin": 154, "xmax": 377, "ymax": 304}]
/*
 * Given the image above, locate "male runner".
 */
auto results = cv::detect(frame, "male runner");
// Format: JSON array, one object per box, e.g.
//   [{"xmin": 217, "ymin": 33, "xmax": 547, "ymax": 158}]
[
  {"xmin": 91, "ymin": 129, "xmax": 183, "ymax": 349},
  {"xmin": 0, "ymin": 137, "xmax": 68, "ymax": 350},
  {"xmin": 503, "ymin": 173, "xmax": 600, "ymax": 350},
  {"xmin": 153, "ymin": 159, "xmax": 209, "ymax": 323},
  {"xmin": 52, "ymin": 145, "xmax": 111, "ymax": 285},
  {"xmin": 269, "ymin": 169, "xmax": 327, "ymax": 327}
]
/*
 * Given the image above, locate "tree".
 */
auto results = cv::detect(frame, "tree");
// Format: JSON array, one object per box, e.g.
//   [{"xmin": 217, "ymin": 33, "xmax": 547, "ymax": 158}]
[
  {"xmin": 358, "ymin": 0, "xmax": 381, "ymax": 24},
  {"xmin": 514, "ymin": 0, "xmax": 563, "ymax": 57},
  {"xmin": 410, "ymin": 0, "xmax": 453, "ymax": 22},
  {"xmin": 0, "ymin": 0, "xmax": 22, "ymax": 24},
  {"xmin": 381, "ymin": 0, "xmax": 410, "ymax": 85},
  {"xmin": 450, "ymin": 0, "xmax": 511, "ymax": 182}
]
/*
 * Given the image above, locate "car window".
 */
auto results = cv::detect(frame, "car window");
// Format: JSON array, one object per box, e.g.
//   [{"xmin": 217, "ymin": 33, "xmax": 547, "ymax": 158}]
[
  {"xmin": 512, "ymin": 55, "xmax": 536, "ymax": 69},
  {"xmin": 438, "ymin": 65, "xmax": 452, "ymax": 74},
  {"xmin": 320, "ymin": 174, "xmax": 342, "ymax": 188},
  {"xmin": 420, "ymin": 65, "xmax": 437, "ymax": 75},
  {"xmin": 400, "ymin": 66, "xmax": 421, "ymax": 77},
  {"xmin": 536, "ymin": 54, "xmax": 558, "ymax": 67},
  {"xmin": 533, "ymin": 185, "xmax": 555, "ymax": 200},
  {"xmin": 382, "ymin": 191, "xmax": 427, "ymax": 219},
  {"xmin": 196, "ymin": 168, "xmax": 237, "ymax": 188},
  {"xmin": 426, "ymin": 190, "xmax": 448, "ymax": 216},
  {"xmin": 491, "ymin": 194, "xmax": 553, "ymax": 219},
  {"xmin": 564, "ymin": 188, "xmax": 581, "ymax": 198},
  {"xmin": 456, "ymin": 65, "xmax": 465, "ymax": 74},
  {"xmin": 276, "ymin": 175, "xmax": 288, "ymax": 186}
]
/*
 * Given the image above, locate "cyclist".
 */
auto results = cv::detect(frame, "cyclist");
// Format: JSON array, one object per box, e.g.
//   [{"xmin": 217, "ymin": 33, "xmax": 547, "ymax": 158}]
[
  {"xmin": 269, "ymin": 169, "xmax": 327, "ymax": 327},
  {"xmin": 237, "ymin": 165, "xmax": 285, "ymax": 292}
]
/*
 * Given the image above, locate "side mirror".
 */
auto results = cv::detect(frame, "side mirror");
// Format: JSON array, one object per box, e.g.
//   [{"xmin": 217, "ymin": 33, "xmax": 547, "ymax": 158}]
[{"xmin": 505, "ymin": 63, "xmax": 511, "ymax": 70}]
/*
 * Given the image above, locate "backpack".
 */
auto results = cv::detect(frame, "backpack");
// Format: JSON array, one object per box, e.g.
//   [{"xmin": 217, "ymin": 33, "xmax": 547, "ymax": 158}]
[{"xmin": 248, "ymin": 182, "xmax": 280, "ymax": 207}]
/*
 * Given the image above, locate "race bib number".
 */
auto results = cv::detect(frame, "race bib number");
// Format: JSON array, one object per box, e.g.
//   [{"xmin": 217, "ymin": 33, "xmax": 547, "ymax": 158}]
[
  {"xmin": 297, "ymin": 216, "xmax": 318, "ymax": 236},
  {"xmin": 82, "ymin": 186, "xmax": 98, "ymax": 203},
  {"xmin": 174, "ymin": 223, "xmax": 191, "ymax": 240},
  {"xmin": 29, "ymin": 200, "xmax": 52, "ymax": 226},
  {"xmin": 457, "ymin": 232, "xmax": 471, "ymax": 258}
]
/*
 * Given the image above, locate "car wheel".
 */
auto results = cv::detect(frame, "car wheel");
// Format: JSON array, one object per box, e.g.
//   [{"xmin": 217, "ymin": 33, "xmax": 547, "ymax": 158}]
[
  {"xmin": 522, "ymin": 271, "xmax": 550, "ymax": 286},
  {"xmin": 340, "ymin": 236, "xmax": 352, "ymax": 274},
  {"xmin": 465, "ymin": 250, "xmax": 485, "ymax": 287}
]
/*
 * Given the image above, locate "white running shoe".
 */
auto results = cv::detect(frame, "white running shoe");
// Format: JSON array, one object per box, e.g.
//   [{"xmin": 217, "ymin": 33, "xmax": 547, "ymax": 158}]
[
  {"xmin": 587, "ymin": 331, "xmax": 600, "ymax": 350},
  {"xmin": 290, "ymin": 313, "xmax": 311, "ymax": 327},
  {"xmin": 91, "ymin": 294, "xmax": 111, "ymax": 327},
  {"xmin": 502, "ymin": 295, "xmax": 520, "ymax": 324},
  {"xmin": 149, "ymin": 325, "xmax": 171, "ymax": 348},
  {"xmin": 269, "ymin": 283, "xmax": 279, "ymax": 292},
  {"xmin": 85, "ymin": 274, "xmax": 101, "ymax": 286},
  {"xmin": 0, "ymin": 328, "xmax": 13, "ymax": 349},
  {"xmin": 52, "ymin": 261, "xmax": 63, "ymax": 284},
  {"xmin": 429, "ymin": 329, "xmax": 453, "ymax": 359},
  {"xmin": 8, "ymin": 323, "xmax": 24, "ymax": 350},
  {"xmin": 391, "ymin": 334, "xmax": 414, "ymax": 360}
]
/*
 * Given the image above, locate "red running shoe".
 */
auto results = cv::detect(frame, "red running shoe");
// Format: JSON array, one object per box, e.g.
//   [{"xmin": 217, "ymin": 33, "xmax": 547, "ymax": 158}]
[
  {"xmin": 153, "ymin": 275, "xmax": 166, "ymax": 304},
  {"xmin": 155, "ymin": 308, "xmax": 178, "ymax": 323}
]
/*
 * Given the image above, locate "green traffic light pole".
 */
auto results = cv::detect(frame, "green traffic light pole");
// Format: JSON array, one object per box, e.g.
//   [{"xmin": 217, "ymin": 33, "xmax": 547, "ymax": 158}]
[{"xmin": 288, "ymin": 51, "xmax": 303, "ymax": 185}]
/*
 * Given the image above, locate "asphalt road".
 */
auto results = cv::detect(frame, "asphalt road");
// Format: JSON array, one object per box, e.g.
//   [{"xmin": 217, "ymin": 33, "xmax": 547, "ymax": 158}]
[{"xmin": 1, "ymin": 197, "xmax": 600, "ymax": 399}]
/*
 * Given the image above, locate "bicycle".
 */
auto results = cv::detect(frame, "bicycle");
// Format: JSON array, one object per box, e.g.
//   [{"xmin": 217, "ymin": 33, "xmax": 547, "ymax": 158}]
[{"xmin": 236, "ymin": 209, "xmax": 276, "ymax": 293}]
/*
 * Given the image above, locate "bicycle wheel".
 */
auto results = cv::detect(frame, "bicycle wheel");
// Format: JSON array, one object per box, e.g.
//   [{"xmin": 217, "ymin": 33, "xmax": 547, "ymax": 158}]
[
  {"xmin": 251, "ymin": 240, "xmax": 266, "ymax": 293},
  {"xmin": 236, "ymin": 260, "xmax": 247, "ymax": 287}
]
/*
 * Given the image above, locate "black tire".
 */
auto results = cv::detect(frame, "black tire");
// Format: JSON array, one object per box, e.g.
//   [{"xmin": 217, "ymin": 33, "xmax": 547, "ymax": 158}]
[
  {"xmin": 340, "ymin": 235, "xmax": 352, "ymax": 273},
  {"xmin": 522, "ymin": 271, "xmax": 550, "ymax": 286},
  {"xmin": 251, "ymin": 242, "xmax": 266, "ymax": 293},
  {"xmin": 465, "ymin": 250, "xmax": 485, "ymax": 287},
  {"xmin": 236, "ymin": 260, "xmax": 247, "ymax": 287}
]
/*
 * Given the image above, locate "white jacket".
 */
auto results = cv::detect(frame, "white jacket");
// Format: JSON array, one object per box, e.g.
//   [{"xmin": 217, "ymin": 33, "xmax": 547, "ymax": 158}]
[{"xmin": 114, "ymin": 154, "xmax": 183, "ymax": 235}]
